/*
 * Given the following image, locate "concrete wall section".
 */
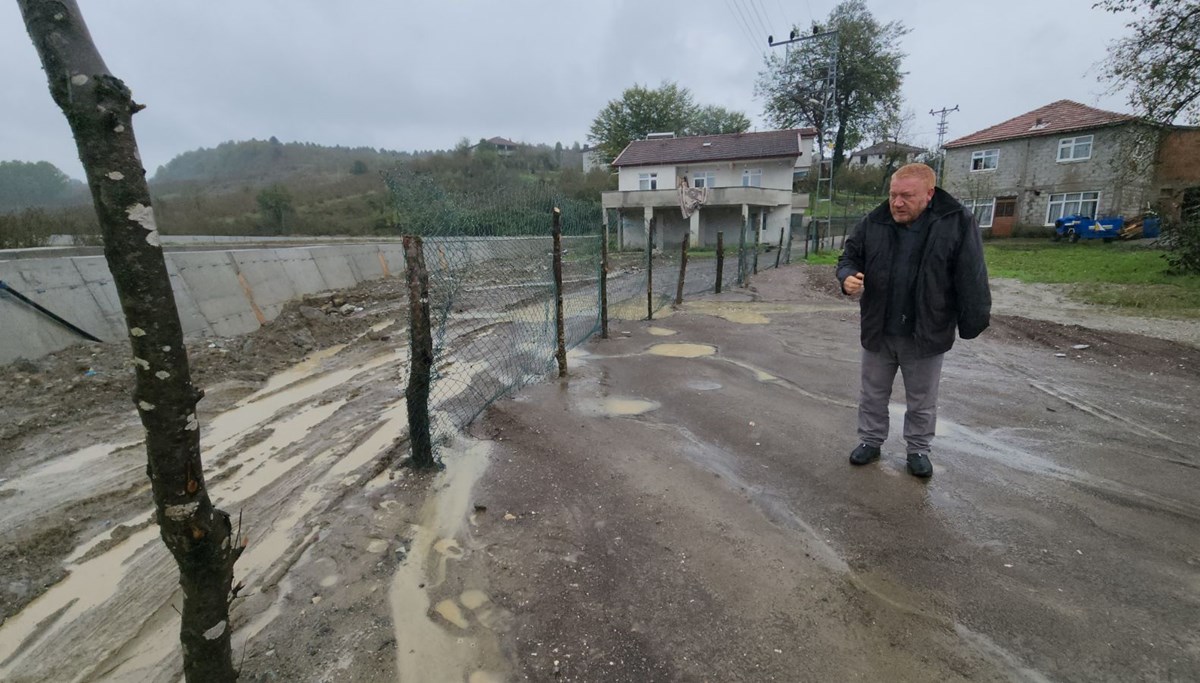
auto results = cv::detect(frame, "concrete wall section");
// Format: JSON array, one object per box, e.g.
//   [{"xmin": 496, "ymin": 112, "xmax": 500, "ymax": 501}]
[{"xmin": 0, "ymin": 244, "xmax": 407, "ymax": 365}]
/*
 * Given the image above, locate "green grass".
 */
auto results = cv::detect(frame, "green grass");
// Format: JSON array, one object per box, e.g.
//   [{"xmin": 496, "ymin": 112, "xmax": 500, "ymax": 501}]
[
  {"xmin": 985, "ymin": 239, "xmax": 1200, "ymax": 317},
  {"xmin": 804, "ymin": 251, "xmax": 840, "ymax": 265}
]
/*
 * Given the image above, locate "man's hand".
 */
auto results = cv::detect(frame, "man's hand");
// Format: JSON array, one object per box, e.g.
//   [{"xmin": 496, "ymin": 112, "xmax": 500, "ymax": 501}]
[{"xmin": 843, "ymin": 272, "xmax": 864, "ymax": 296}]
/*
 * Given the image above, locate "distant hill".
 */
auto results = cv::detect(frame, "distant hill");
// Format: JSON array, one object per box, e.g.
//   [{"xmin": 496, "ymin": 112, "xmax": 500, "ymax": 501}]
[
  {"xmin": 0, "ymin": 160, "xmax": 90, "ymax": 213},
  {"xmin": 150, "ymin": 137, "xmax": 417, "ymax": 190}
]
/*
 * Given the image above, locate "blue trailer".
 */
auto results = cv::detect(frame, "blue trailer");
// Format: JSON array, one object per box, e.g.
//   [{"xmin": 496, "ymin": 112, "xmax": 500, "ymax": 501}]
[{"xmin": 1053, "ymin": 215, "xmax": 1122, "ymax": 243}]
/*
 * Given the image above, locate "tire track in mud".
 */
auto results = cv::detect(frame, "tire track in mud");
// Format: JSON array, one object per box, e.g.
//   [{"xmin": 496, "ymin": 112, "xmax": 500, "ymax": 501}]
[{"xmin": 0, "ymin": 342, "xmax": 412, "ymax": 681}]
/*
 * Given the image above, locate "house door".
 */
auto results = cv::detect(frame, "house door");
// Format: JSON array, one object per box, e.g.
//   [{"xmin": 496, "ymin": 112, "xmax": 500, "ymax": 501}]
[{"xmin": 992, "ymin": 196, "xmax": 1017, "ymax": 237}]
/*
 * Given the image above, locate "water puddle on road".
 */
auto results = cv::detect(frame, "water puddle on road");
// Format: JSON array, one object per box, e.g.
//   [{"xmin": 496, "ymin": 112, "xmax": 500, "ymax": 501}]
[
  {"xmin": 647, "ymin": 326, "xmax": 677, "ymax": 336},
  {"xmin": 647, "ymin": 343, "xmax": 716, "ymax": 358},
  {"xmin": 682, "ymin": 301, "xmax": 770, "ymax": 324},
  {"xmin": 390, "ymin": 436, "xmax": 505, "ymax": 682}
]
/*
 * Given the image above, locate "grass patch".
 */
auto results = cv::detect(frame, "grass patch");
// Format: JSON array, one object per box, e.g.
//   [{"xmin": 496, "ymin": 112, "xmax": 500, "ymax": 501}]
[
  {"xmin": 805, "ymin": 251, "xmax": 840, "ymax": 265},
  {"xmin": 985, "ymin": 239, "xmax": 1200, "ymax": 317}
]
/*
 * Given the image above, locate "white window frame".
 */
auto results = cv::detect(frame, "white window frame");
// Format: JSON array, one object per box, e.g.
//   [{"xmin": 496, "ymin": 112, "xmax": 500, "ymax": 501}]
[
  {"xmin": 1057, "ymin": 135, "xmax": 1093, "ymax": 162},
  {"xmin": 962, "ymin": 198, "xmax": 995, "ymax": 228},
  {"xmin": 638, "ymin": 172, "xmax": 658, "ymax": 191},
  {"xmin": 970, "ymin": 149, "xmax": 998, "ymax": 172},
  {"xmin": 741, "ymin": 168, "xmax": 762, "ymax": 187},
  {"xmin": 1045, "ymin": 190, "xmax": 1101, "ymax": 225},
  {"xmin": 692, "ymin": 170, "xmax": 717, "ymax": 189}
]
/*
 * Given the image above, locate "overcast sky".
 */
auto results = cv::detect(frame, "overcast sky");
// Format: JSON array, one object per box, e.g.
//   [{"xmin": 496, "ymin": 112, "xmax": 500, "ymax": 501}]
[{"xmin": 3, "ymin": 0, "xmax": 1134, "ymax": 181}]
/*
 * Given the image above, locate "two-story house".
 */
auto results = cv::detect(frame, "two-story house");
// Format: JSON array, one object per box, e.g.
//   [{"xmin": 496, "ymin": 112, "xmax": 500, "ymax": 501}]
[
  {"xmin": 601, "ymin": 129, "xmax": 816, "ymax": 250},
  {"xmin": 942, "ymin": 100, "xmax": 1164, "ymax": 237},
  {"xmin": 849, "ymin": 141, "xmax": 925, "ymax": 167}
]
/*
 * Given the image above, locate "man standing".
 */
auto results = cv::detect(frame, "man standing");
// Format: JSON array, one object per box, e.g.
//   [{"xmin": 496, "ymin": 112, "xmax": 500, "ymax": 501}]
[{"xmin": 835, "ymin": 163, "xmax": 991, "ymax": 478}]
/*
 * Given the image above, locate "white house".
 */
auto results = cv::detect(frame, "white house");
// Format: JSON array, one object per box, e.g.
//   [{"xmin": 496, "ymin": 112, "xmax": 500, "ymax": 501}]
[
  {"xmin": 601, "ymin": 129, "xmax": 816, "ymax": 249},
  {"xmin": 849, "ymin": 141, "xmax": 924, "ymax": 167}
]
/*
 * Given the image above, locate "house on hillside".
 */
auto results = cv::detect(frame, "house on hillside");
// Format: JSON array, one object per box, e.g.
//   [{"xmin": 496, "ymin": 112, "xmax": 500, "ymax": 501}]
[
  {"xmin": 478, "ymin": 136, "xmax": 520, "ymax": 156},
  {"xmin": 600, "ymin": 128, "xmax": 817, "ymax": 250},
  {"xmin": 849, "ymin": 141, "xmax": 925, "ymax": 167},
  {"xmin": 942, "ymin": 100, "xmax": 1200, "ymax": 237}
]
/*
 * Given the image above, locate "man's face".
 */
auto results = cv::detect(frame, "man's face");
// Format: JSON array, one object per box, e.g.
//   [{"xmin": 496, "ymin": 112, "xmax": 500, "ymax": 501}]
[{"xmin": 889, "ymin": 175, "xmax": 934, "ymax": 225}]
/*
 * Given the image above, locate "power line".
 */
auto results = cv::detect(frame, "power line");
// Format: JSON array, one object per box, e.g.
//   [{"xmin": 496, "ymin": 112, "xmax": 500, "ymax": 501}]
[
  {"xmin": 745, "ymin": 0, "xmax": 772, "ymax": 38},
  {"xmin": 725, "ymin": 0, "xmax": 765, "ymax": 58}
]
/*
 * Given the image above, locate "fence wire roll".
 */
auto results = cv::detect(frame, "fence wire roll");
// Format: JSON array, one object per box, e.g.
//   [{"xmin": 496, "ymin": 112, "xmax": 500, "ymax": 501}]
[{"xmin": 385, "ymin": 169, "xmax": 602, "ymax": 458}]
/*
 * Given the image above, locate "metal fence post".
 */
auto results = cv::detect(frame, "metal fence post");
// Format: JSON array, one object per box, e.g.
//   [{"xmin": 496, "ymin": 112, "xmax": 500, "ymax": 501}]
[{"xmin": 600, "ymin": 228, "xmax": 609, "ymax": 340}]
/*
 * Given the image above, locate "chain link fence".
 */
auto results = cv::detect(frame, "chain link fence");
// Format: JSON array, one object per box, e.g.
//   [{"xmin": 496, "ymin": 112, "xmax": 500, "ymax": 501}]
[{"xmin": 384, "ymin": 169, "xmax": 602, "ymax": 460}]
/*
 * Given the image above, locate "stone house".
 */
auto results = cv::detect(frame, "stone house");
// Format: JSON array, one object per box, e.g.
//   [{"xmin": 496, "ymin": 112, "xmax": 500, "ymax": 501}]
[
  {"xmin": 600, "ymin": 129, "xmax": 816, "ymax": 249},
  {"xmin": 941, "ymin": 100, "xmax": 1200, "ymax": 236}
]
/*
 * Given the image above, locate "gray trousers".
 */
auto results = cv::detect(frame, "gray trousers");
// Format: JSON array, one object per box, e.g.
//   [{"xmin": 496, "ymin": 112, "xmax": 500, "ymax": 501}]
[{"xmin": 858, "ymin": 335, "xmax": 945, "ymax": 453}]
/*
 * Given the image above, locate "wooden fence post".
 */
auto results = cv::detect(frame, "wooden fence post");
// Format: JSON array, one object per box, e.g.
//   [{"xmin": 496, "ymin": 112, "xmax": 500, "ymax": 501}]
[
  {"xmin": 646, "ymin": 217, "xmax": 655, "ymax": 320},
  {"xmin": 403, "ymin": 235, "xmax": 435, "ymax": 469},
  {"xmin": 600, "ymin": 227, "xmax": 609, "ymax": 340},
  {"xmin": 715, "ymin": 231, "xmax": 724, "ymax": 294},
  {"xmin": 552, "ymin": 208, "xmax": 567, "ymax": 377},
  {"xmin": 674, "ymin": 235, "xmax": 689, "ymax": 306}
]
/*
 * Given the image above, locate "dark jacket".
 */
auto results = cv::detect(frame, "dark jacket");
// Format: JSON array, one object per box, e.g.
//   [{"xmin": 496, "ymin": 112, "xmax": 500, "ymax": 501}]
[{"xmin": 835, "ymin": 188, "xmax": 991, "ymax": 356}]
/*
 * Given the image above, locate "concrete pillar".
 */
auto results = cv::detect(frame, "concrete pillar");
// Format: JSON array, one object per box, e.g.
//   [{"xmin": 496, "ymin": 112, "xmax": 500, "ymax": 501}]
[{"xmin": 689, "ymin": 209, "xmax": 701, "ymax": 247}]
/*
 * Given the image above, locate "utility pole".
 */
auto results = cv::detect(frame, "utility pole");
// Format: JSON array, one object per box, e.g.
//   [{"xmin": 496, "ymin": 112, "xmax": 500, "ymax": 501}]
[
  {"xmin": 929, "ymin": 105, "xmax": 959, "ymax": 185},
  {"xmin": 769, "ymin": 27, "xmax": 838, "ymax": 254}
]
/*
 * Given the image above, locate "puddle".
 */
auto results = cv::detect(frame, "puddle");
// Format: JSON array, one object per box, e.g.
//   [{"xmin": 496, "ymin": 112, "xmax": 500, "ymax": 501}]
[
  {"xmin": 390, "ymin": 437, "xmax": 505, "ymax": 682},
  {"xmin": 0, "ymin": 440, "xmax": 142, "ymax": 529},
  {"xmin": 0, "ymin": 523, "xmax": 161, "ymax": 674},
  {"xmin": 686, "ymin": 380, "xmax": 723, "ymax": 391},
  {"xmin": 252, "ymin": 343, "xmax": 348, "ymax": 397},
  {"xmin": 369, "ymin": 318, "xmax": 396, "ymax": 333},
  {"xmin": 434, "ymin": 599, "xmax": 470, "ymax": 629},
  {"xmin": 207, "ymin": 348, "xmax": 405, "ymax": 451},
  {"xmin": 647, "ymin": 343, "xmax": 716, "ymax": 358},
  {"xmin": 647, "ymin": 327, "xmax": 677, "ymax": 336},
  {"xmin": 602, "ymin": 398, "xmax": 658, "ymax": 416},
  {"xmin": 460, "ymin": 589, "xmax": 489, "ymax": 610},
  {"xmin": 682, "ymin": 301, "xmax": 770, "ymax": 324},
  {"xmin": 574, "ymin": 396, "xmax": 660, "ymax": 418}
]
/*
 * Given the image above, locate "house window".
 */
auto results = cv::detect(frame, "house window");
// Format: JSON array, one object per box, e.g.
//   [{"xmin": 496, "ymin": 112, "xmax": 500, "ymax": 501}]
[
  {"xmin": 741, "ymin": 168, "xmax": 762, "ymax": 187},
  {"xmin": 638, "ymin": 172, "xmax": 658, "ymax": 190},
  {"xmin": 962, "ymin": 198, "xmax": 995, "ymax": 228},
  {"xmin": 1045, "ymin": 191, "xmax": 1100, "ymax": 224},
  {"xmin": 693, "ymin": 171, "xmax": 717, "ymax": 188},
  {"xmin": 1057, "ymin": 135, "xmax": 1093, "ymax": 162},
  {"xmin": 970, "ymin": 149, "xmax": 998, "ymax": 172}
]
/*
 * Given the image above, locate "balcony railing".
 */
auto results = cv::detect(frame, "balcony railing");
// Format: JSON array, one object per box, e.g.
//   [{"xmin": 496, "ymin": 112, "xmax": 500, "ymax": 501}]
[{"xmin": 602, "ymin": 185, "xmax": 802, "ymax": 210}]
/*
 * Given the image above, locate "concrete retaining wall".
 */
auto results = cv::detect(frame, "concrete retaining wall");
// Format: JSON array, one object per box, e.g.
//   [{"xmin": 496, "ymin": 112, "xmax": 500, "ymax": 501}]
[{"xmin": 0, "ymin": 243, "xmax": 409, "ymax": 364}]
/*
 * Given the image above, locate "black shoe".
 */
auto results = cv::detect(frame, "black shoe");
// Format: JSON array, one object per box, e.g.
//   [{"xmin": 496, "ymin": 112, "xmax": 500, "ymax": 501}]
[
  {"xmin": 906, "ymin": 452, "xmax": 933, "ymax": 478},
  {"xmin": 849, "ymin": 443, "xmax": 881, "ymax": 466}
]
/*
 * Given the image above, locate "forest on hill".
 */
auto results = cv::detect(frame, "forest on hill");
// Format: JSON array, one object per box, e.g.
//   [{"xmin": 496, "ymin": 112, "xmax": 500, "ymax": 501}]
[{"xmin": 0, "ymin": 137, "xmax": 613, "ymax": 248}]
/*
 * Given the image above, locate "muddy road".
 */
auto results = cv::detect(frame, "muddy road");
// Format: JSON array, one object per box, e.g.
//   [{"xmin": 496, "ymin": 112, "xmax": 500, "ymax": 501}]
[{"xmin": 1, "ymin": 263, "xmax": 1198, "ymax": 682}]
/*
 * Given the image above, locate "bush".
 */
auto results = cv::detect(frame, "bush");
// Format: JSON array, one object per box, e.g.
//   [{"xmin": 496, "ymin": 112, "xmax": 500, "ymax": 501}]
[{"xmin": 1161, "ymin": 217, "xmax": 1200, "ymax": 274}]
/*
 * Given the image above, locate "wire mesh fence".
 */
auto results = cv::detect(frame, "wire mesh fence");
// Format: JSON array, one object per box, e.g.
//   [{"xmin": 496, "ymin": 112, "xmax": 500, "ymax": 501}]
[
  {"xmin": 384, "ymin": 169, "xmax": 602, "ymax": 459},
  {"xmin": 385, "ymin": 170, "xmax": 881, "ymax": 462}
]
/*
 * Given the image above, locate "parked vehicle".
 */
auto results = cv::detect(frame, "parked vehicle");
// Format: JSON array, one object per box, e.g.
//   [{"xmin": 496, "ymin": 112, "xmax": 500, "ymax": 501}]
[{"xmin": 1053, "ymin": 215, "xmax": 1122, "ymax": 243}]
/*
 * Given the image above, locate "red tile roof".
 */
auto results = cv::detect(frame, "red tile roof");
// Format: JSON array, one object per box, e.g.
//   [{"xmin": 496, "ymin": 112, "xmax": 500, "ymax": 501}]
[
  {"xmin": 944, "ymin": 100, "xmax": 1137, "ymax": 149},
  {"xmin": 612, "ymin": 128, "xmax": 817, "ymax": 167}
]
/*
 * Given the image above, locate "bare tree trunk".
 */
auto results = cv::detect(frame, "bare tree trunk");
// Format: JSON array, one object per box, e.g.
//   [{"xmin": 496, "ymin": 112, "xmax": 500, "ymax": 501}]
[
  {"xmin": 551, "ymin": 208, "xmax": 567, "ymax": 378},
  {"xmin": 17, "ymin": 2, "xmax": 241, "ymax": 680},
  {"xmin": 715, "ymin": 232, "xmax": 724, "ymax": 294},
  {"xmin": 403, "ymin": 235, "xmax": 436, "ymax": 469}
]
